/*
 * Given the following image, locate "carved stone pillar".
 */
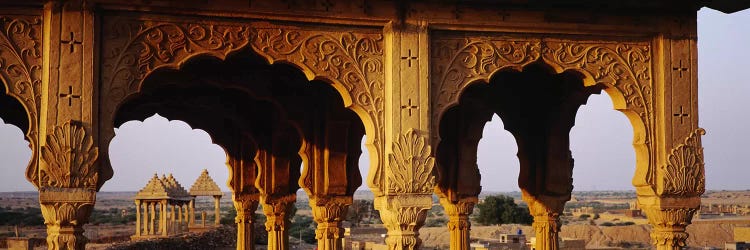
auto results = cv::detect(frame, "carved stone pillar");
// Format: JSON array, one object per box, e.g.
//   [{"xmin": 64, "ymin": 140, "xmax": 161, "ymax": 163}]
[
  {"xmin": 377, "ymin": 19, "xmax": 434, "ymax": 250},
  {"xmin": 37, "ymin": 0, "xmax": 106, "ymax": 247},
  {"xmin": 439, "ymin": 197, "xmax": 476, "ymax": 250},
  {"xmin": 234, "ymin": 194, "xmax": 260, "ymax": 250},
  {"xmin": 523, "ymin": 194, "xmax": 566, "ymax": 250},
  {"xmin": 310, "ymin": 197, "xmax": 351, "ymax": 250},
  {"xmin": 262, "ymin": 195, "xmax": 296, "ymax": 250}
]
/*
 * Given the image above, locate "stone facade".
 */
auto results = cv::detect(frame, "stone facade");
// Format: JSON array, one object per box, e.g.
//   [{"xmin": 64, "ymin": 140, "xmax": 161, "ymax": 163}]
[{"xmin": 0, "ymin": 0, "xmax": 746, "ymax": 249}]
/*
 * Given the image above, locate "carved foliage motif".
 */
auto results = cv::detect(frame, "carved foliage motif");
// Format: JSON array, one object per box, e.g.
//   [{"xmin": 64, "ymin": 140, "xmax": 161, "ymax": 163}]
[
  {"xmin": 0, "ymin": 15, "xmax": 41, "ymax": 112},
  {"xmin": 659, "ymin": 128, "xmax": 706, "ymax": 196},
  {"xmin": 432, "ymin": 37, "xmax": 653, "ymax": 123},
  {"xmin": 101, "ymin": 18, "xmax": 252, "ymax": 114},
  {"xmin": 542, "ymin": 41, "xmax": 653, "ymax": 124},
  {"xmin": 432, "ymin": 38, "xmax": 541, "ymax": 111},
  {"xmin": 387, "ymin": 130, "xmax": 435, "ymax": 194},
  {"xmin": 40, "ymin": 121, "xmax": 99, "ymax": 188},
  {"xmin": 0, "ymin": 15, "xmax": 42, "ymax": 186}
]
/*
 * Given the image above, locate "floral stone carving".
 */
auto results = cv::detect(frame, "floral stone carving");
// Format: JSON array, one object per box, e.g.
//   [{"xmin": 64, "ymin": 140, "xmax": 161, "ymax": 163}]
[
  {"xmin": 659, "ymin": 128, "xmax": 706, "ymax": 196},
  {"xmin": 387, "ymin": 130, "xmax": 435, "ymax": 194},
  {"xmin": 40, "ymin": 121, "xmax": 99, "ymax": 189}
]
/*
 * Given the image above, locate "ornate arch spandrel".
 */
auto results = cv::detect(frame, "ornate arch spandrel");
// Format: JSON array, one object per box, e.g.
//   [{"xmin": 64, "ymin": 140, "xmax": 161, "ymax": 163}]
[
  {"xmin": 100, "ymin": 15, "xmax": 386, "ymax": 194},
  {"xmin": 0, "ymin": 14, "xmax": 42, "ymax": 188},
  {"xmin": 431, "ymin": 34, "xmax": 656, "ymax": 189}
]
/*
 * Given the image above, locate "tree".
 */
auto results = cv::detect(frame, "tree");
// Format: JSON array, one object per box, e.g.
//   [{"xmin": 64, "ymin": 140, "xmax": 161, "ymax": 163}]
[{"xmin": 474, "ymin": 195, "xmax": 533, "ymax": 225}]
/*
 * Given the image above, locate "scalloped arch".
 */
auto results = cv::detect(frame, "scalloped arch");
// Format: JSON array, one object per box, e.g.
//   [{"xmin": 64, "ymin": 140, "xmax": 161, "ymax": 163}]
[
  {"xmin": 431, "ymin": 36, "xmax": 654, "ymax": 189},
  {"xmin": 0, "ymin": 15, "xmax": 43, "ymax": 189}
]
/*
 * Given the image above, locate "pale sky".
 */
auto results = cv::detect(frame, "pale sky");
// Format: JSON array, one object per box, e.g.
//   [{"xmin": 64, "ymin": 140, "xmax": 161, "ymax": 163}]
[{"xmin": 1, "ymin": 8, "xmax": 748, "ymax": 192}]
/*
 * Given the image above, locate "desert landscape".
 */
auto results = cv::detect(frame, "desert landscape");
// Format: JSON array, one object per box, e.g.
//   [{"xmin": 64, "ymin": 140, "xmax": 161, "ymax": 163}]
[{"xmin": 3, "ymin": 190, "xmax": 750, "ymax": 249}]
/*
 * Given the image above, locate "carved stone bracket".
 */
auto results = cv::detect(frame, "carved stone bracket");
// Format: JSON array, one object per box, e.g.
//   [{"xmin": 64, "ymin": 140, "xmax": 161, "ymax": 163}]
[
  {"xmin": 40, "ymin": 121, "xmax": 99, "ymax": 189},
  {"xmin": 659, "ymin": 128, "xmax": 706, "ymax": 196},
  {"xmin": 0, "ymin": 15, "xmax": 43, "ymax": 187},
  {"xmin": 387, "ymin": 130, "xmax": 435, "ymax": 194}
]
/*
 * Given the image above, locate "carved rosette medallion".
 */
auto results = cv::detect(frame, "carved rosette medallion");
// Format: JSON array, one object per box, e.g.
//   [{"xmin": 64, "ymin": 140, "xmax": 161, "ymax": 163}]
[
  {"xmin": 0, "ymin": 15, "xmax": 43, "ymax": 186},
  {"xmin": 101, "ymin": 15, "xmax": 385, "ymax": 194},
  {"xmin": 659, "ymin": 128, "xmax": 706, "ymax": 196},
  {"xmin": 387, "ymin": 130, "xmax": 435, "ymax": 194},
  {"xmin": 40, "ymin": 121, "xmax": 99, "ymax": 189}
]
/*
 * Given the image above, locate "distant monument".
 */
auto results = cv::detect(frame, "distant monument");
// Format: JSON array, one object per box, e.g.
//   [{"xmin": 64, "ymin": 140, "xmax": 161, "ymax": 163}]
[
  {"xmin": 188, "ymin": 169, "xmax": 223, "ymax": 232},
  {"xmin": 132, "ymin": 173, "xmax": 192, "ymax": 239}
]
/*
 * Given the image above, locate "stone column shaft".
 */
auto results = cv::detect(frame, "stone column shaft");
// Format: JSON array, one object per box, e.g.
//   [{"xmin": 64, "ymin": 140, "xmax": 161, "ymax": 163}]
[
  {"xmin": 135, "ymin": 200, "xmax": 141, "ymax": 236},
  {"xmin": 214, "ymin": 196, "xmax": 221, "ymax": 225},
  {"xmin": 161, "ymin": 201, "xmax": 168, "ymax": 236},
  {"xmin": 189, "ymin": 199, "xmax": 195, "ymax": 225},
  {"xmin": 149, "ymin": 202, "xmax": 155, "ymax": 235}
]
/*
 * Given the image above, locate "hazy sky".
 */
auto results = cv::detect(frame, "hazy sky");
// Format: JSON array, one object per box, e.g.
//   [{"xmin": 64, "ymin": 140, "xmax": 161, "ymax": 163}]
[{"xmin": 1, "ymin": 8, "xmax": 748, "ymax": 192}]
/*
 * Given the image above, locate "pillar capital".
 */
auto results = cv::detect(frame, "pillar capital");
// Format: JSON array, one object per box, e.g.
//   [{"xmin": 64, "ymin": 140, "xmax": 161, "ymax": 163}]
[
  {"xmin": 439, "ymin": 197, "xmax": 476, "ymax": 250},
  {"xmin": 234, "ymin": 193, "xmax": 260, "ymax": 250},
  {"xmin": 39, "ymin": 187, "xmax": 96, "ymax": 250},
  {"xmin": 261, "ymin": 194, "xmax": 296, "ymax": 250},
  {"xmin": 234, "ymin": 193, "xmax": 260, "ymax": 224},
  {"xmin": 640, "ymin": 200, "xmax": 698, "ymax": 249},
  {"xmin": 522, "ymin": 193, "xmax": 567, "ymax": 250},
  {"xmin": 375, "ymin": 194, "xmax": 432, "ymax": 250}
]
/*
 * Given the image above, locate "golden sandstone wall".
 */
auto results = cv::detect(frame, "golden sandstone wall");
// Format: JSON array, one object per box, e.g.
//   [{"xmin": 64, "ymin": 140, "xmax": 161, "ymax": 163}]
[{"xmin": 0, "ymin": 0, "xmax": 728, "ymax": 249}]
